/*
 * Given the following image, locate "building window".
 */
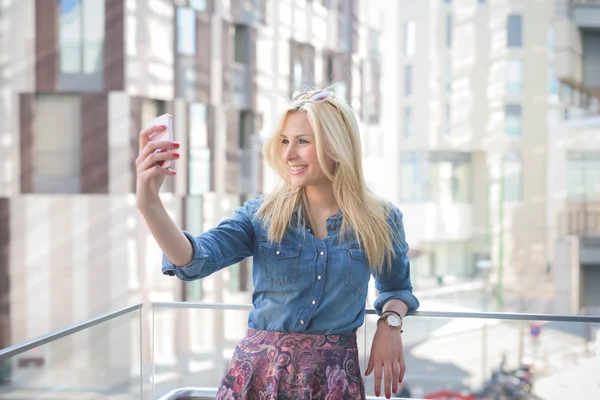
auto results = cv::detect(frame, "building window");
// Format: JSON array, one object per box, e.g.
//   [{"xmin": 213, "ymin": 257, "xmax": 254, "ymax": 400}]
[
  {"xmin": 234, "ymin": 25, "xmax": 250, "ymax": 64},
  {"xmin": 503, "ymin": 151, "xmax": 522, "ymax": 202},
  {"xmin": 293, "ymin": 59, "xmax": 303, "ymax": 93},
  {"xmin": 446, "ymin": 63, "xmax": 452, "ymax": 94},
  {"xmin": 33, "ymin": 95, "xmax": 81, "ymax": 193},
  {"xmin": 361, "ymin": 59, "xmax": 381, "ymax": 124},
  {"xmin": 291, "ymin": 41, "xmax": 315, "ymax": 97},
  {"xmin": 547, "ymin": 26, "xmax": 555, "ymax": 60},
  {"xmin": 446, "ymin": 103, "xmax": 451, "ymax": 136},
  {"xmin": 548, "ymin": 68, "xmax": 559, "ymax": 96},
  {"xmin": 403, "ymin": 107, "xmax": 412, "ymax": 139},
  {"xmin": 189, "ymin": 0, "xmax": 207, "ymax": 11},
  {"xmin": 239, "ymin": 111, "xmax": 256, "ymax": 194},
  {"xmin": 239, "ymin": 111, "xmax": 254, "ymax": 149},
  {"xmin": 506, "ymin": 59, "xmax": 523, "ymax": 95},
  {"xmin": 177, "ymin": 7, "xmax": 196, "ymax": 55},
  {"xmin": 325, "ymin": 54, "xmax": 334, "ymax": 83},
  {"xmin": 404, "ymin": 20, "xmax": 416, "ymax": 57},
  {"xmin": 446, "ymin": 14, "xmax": 452, "ymax": 48},
  {"xmin": 322, "ymin": 0, "xmax": 333, "ymax": 9},
  {"xmin": 189, "ymin": 103, "xmax": 210, "ymax": 194},
  {"xmin": 59, "ymin": 0, "xmax": 105, "ymax": 74},
  {"xmin": 505, "ymin": 104, "xmax": 522, "ymax": 138},
  {"xmin": 567, "ymin": 152, "xmax": 600, "ymax": 202},
  {"xmin": 507, "ymin": 14, "xmax": 522, "ymax": 48},
  {"xmin": 400, "ymin": 152, "xmax": 472, "ymax": 203},
  {"xmin": 404, "ymin": 65, "xmax": 413, "ymax": 96}
]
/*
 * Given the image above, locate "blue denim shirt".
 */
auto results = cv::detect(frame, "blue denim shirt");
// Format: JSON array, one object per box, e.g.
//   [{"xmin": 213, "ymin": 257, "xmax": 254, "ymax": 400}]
[{"xmin": 162, "ymin": 196, "xmax": 419, "ymax": 335}]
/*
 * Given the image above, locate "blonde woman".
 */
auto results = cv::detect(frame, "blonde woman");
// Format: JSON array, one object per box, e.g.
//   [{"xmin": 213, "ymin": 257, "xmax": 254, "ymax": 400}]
[{"xmin": 136, "ymin": 86, "xmax": 419, "ymax": 399}]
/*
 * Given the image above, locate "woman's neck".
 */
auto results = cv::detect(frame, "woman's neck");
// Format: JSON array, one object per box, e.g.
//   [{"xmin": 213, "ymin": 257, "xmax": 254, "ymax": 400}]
[{"xmin": 304, "ymin": 184, "xmax": 339, "ymax": 217}]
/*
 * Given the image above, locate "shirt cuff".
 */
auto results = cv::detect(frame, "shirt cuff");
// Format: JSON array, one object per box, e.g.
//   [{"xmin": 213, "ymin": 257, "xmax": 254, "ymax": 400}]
[
  {"xmin": 161, "ymin": 230, "xmax": 208, "ymax": 281},
  {"xmin": 374, "ymin": 290, "xmax": 420, "ymax": 316}
]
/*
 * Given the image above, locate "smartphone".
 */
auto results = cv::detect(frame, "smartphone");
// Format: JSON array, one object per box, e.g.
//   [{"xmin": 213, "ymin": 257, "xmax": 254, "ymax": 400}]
[{"xmin": 148, "ymin": 113, "xmax": 174, "ymax": 169}]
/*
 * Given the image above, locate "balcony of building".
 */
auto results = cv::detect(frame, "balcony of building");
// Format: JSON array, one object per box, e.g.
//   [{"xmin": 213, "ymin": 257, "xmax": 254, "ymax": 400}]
[
  {"xmin": 572, "ymin": 0, "xmax": 600, "ymax": 30},
  {"xmin": 1, "ymin": 302, "xmax": 599, "ymax": 400},
  {"xmin": 553, "ymin": 1, "xmax": 600, "ymax": 102}
]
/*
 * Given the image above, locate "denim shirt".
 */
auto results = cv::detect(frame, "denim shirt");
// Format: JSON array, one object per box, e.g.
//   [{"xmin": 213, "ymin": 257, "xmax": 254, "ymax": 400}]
[{"xmin": 162, "ymin": 196, "xmax": 419, "ymax": 335}]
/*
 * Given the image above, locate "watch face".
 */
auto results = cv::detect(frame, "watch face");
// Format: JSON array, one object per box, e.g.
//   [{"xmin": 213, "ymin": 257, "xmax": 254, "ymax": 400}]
[{"xmin": 387, "ymin": 314, "xmax": 401, "ymax": 327}]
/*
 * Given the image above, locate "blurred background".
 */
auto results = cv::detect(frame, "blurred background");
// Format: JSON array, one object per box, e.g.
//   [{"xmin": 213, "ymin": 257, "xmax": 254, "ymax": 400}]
[{"xmin": 0, "ymin": 0, "xmax": 599, "ymax": 399}]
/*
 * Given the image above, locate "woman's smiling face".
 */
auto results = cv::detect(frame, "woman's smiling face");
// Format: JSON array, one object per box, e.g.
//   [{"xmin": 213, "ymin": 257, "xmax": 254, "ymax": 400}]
[{"xmin": 280, "ymin": 112, "xmax": 335, "ymax": 189}]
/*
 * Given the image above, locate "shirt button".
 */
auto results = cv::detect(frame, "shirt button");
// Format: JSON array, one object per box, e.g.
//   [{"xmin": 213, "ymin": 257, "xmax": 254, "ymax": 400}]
[
  {"xmin": 318, "ymin": 275, "xmax": 322, "ymax": 280},
  {"xmin": 300, "ymin": 320, "xmax": 305, "ymax": 325},
  {"xmin": 312, "ymin": 300, "xmax": 316, "ymax": 305},
  {"xmin": 308, "ymin": 228, "xmax": 311, "ymax": 232},
  {"xmin": 329, "ymin": 224, "xmax": 335, "ymax": 229},
  {"xmin": 276, "ymin": 251, "xmax": 280, "ymax": 255},
  {"xmin": 320, "ymin": 251, "xmax": 324, "ymax": 256}
]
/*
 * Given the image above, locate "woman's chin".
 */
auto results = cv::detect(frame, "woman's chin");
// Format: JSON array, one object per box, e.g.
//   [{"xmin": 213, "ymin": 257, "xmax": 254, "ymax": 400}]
[{"xmin": 289, "ymin": 180, "xmax": 306, "ymax": 188}]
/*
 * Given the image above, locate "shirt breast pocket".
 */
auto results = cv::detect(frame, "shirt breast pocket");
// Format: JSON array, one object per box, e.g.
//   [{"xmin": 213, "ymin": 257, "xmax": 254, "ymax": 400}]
[
  {"xmin": 346, "ymin": 246, "xmax": 371, "ymax": 296},
  {"xmin": 259, "ymin": 239, "xmax": 301, "ymax": 286}
]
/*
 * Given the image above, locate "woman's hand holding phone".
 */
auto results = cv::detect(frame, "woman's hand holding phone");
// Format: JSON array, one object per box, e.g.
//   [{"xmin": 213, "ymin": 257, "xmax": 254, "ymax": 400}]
[
  {"xmin": 136, "ymin": 114, "xmax": 179, "ymax": 210},
  {"xmin": 135, "ymin": 114, "xmax": 193, "ymax": 267}
]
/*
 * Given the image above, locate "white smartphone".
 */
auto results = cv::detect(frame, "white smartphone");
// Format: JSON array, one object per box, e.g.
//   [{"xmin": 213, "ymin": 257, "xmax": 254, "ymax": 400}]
[{"xmin": 148, "ymin": 113, "xmax": 174, "ymax": 168}]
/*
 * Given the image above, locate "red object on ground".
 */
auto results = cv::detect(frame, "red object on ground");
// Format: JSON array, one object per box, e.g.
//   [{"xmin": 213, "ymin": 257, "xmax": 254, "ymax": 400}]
[{"xmin": 424, "ymin": 390, "xmax": 475, "ymax": 400}]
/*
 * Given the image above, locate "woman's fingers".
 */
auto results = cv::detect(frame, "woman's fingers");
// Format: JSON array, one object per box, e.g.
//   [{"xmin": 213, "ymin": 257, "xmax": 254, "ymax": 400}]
[
  {"xmin": 139, "ymin": 124, "xmax": 167, "ymax": 152},
  {"xmin": 392, "ymin": 361, "xmax": 400, "ymax": 395},
  {"xmin": 373, "ymin": 363, "xmax": 383, "ymax": 397},
  {"xmin": 136, "ymin": 140, "xmax": 180, "ymax": 167},
  {"xmin": 139, "ymin": 165, "xmax": 176, "ymax": 181},
  {"xmin": 383, "ymin": 361, "xmax": 393, "ymax": 398},
  {"xmin": 398, "ymin": 358, "xmax": 406, "ymax": 384},
  {"xmin": 137, "ymin": 150, "xmax": 180, "ymax": 172}
]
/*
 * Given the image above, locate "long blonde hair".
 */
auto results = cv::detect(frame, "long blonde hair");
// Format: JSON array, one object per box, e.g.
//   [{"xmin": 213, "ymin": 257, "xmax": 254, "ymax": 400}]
[{"xmin": 256, "ymin": 85, "xmax": 397, "ymax": 274}]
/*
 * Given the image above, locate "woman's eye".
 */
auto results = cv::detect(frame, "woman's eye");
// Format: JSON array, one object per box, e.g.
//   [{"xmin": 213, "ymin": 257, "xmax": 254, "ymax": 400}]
[
  {"xmin": 281, "ymin": 139, "xmax": 289, "ymax": 144},
  {"xmin": 299, "ymin": 139, "xmax": 308, "ymax": 144}
]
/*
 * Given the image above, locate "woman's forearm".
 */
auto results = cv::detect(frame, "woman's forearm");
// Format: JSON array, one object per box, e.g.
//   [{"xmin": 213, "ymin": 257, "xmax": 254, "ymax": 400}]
[{"xmin": 138, "ymin": 201, "xmax": 193, "ymax": 267}]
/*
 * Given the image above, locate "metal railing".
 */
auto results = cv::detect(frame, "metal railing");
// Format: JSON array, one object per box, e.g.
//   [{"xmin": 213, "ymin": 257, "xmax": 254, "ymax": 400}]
[
  {"xmin": 152, "ymin": 301, "xmax": 600, "ymax": 323},
  {"xmin": 0, "ymin": 303, "xmax": 143, "ymax": 360},
  {"xmin": 573, "ymin": 0, "xmax": 600, "ymax": 5},
  {"xmin": 152, "ymin": 302, "xmax": 600, "ymax": 400},
  {"xmin": 2, "ymin": 301, "xmax": 599, "ymax": 399}
]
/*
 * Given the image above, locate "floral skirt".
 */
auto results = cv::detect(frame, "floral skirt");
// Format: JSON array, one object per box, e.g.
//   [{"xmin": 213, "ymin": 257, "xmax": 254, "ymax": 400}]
[{"xmin": 216, "ymin": 328, "xmax": 366, "ymax": 400}]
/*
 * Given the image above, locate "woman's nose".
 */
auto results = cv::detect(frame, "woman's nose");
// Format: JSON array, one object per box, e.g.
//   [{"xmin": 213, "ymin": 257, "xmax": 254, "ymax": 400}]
[{"xmin": 283, "ymin": 144, "xmax": 296, "ymax": 160}]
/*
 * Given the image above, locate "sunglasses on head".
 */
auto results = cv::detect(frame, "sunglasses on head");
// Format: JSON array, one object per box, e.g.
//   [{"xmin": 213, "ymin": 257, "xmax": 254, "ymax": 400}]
[{"xmin": 291, "ymin": 90, "xmax": 335, "ymax": 103}]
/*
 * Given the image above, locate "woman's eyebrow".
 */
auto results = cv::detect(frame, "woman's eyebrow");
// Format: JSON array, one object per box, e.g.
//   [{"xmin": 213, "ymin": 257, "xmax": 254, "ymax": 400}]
[{"xmin": 280, "ymin": 134, "xmax": 314, "ymax": 138}]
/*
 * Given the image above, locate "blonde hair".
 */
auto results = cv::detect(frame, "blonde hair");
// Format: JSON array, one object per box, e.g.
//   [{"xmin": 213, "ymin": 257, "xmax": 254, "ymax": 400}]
[{"xmin": 256, "ymin": 85, "xmax": 397, "ymax": 274}]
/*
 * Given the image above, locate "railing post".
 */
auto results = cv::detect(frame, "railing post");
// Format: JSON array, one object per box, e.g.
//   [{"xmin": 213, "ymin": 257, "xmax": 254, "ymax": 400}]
[{"xmin": 481, "ymin": 321, "xmax": 487, "ymax": 385}]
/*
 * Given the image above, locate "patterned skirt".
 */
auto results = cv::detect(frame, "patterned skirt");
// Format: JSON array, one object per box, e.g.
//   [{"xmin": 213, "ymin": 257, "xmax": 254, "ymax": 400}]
[{"xmin": 216, "ymin": 328, "xmax": 366, "ymax": 400}]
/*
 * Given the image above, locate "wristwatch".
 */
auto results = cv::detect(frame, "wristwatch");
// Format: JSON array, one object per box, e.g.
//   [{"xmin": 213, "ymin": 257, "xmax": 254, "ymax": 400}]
[{"xmin": 378, "ymin": 311, "xmax": 403, "ymax": 331}]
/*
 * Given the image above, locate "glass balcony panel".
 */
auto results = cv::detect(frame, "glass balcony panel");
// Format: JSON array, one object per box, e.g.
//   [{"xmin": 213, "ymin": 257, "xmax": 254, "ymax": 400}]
[{"xmin": 0, "ymin": 308, "xmax": 143, "ymax": 399}]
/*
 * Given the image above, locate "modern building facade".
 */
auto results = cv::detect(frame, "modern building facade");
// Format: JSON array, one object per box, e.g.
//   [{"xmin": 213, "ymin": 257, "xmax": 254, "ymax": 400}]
[
  {"xmin": 0, "ymin": 0, "xmax": 383, "ymax": 393},
  {"xmin": 550, "ymin": 0, "xmax": 600, "ymax": 315},
  {"xmin": 381, "ymin": 0, "xmax": 600, "ymax": 313}
]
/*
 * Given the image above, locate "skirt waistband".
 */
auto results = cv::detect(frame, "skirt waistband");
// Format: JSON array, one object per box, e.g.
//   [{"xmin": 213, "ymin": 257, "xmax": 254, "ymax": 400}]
[{"xmin": 242, "ymin": 328, "xmax": 358, "ymax": 351}]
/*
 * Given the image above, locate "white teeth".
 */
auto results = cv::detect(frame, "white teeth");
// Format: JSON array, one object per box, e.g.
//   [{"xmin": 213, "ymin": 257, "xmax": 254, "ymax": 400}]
[{"xmin": 291, "ymin": 165, "xmax": 307, "ymax": 171}]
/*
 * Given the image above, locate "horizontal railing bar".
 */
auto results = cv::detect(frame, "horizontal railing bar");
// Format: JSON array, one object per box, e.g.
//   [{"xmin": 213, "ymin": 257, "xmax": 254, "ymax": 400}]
[
  {"xmin": 0, "ymin": 303, "xmax": 143, "ymax": 360},
  {"xmin": 152, "ymin": 301, "xmax": 600, "ymax": 323},
  {"xmin": 157, "ymin": 387, "xmax": 414, "ymax": 400}
]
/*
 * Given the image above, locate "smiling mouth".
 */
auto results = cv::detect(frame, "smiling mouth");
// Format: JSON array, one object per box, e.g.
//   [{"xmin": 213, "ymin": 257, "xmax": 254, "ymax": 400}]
[{"xmin": 290, "ymin": 165, "xmax": 308, "ymax": 171}]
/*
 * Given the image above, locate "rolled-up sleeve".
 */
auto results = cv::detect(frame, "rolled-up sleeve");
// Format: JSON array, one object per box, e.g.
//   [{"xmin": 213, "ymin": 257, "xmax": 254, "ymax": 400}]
[
  {"xmin": 373, "ymin": 206, "xmax": 420, "ymax": 315},
  {"xmin": 161, "ymin": 197, "xmax": 259, "ymax": 281}
]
